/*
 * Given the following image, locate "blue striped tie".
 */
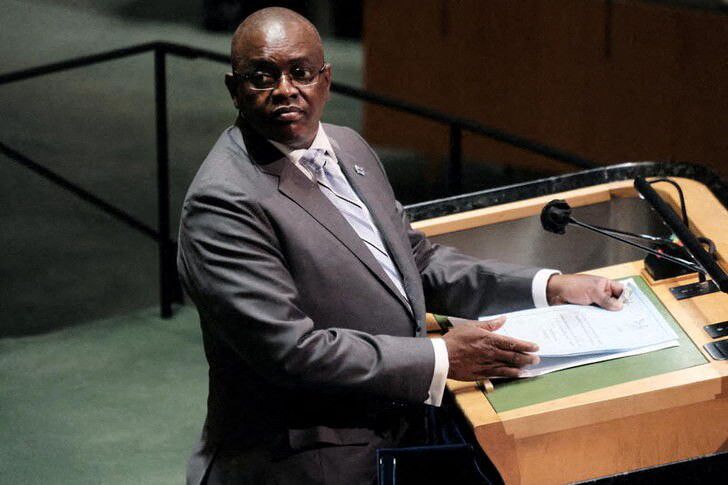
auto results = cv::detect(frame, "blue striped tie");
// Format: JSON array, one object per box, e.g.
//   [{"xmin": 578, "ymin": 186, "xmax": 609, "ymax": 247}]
[{"xmin": 300, "ymin": 149, "xmax": 408, "ymax": 300}]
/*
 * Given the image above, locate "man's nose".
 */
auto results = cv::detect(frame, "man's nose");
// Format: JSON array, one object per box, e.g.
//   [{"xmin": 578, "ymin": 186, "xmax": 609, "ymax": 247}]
[{"xmin": 272, "ymin": 73, "xmax": 298, "ymax": 97}]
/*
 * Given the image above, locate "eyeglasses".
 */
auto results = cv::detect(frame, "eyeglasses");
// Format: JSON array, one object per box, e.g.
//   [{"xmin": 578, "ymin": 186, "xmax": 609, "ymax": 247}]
[{"xmin": 235, "ymin": 64, "xmax": 327, "ymax": 91}]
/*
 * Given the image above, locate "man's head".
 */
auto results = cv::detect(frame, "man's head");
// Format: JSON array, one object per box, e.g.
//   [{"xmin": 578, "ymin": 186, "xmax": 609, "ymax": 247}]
[{"xmin": 226, "ymin": 8, "xmax": 331, "ymax": 149}]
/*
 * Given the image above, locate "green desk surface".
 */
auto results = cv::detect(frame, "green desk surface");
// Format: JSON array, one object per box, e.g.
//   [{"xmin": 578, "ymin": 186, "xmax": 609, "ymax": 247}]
[{"xmin": 485, "ymin": 276, "xmax": 708, "ymax": 413}]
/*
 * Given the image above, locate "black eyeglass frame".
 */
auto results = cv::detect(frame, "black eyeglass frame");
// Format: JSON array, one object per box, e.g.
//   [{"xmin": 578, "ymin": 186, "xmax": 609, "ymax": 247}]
[{"xmin": 233, "ymin": 63, "xmax": 328, "ymax": 91}]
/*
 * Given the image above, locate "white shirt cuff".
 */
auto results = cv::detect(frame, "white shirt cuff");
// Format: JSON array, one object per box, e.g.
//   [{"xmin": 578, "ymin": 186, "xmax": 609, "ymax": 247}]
[
  {"xmin": 424, "ymin": 338, "xmax": 449, "ymax": 407},
  {"xmin": 532, "ymin": 269, "xmax": 561, "ymax": 308}
]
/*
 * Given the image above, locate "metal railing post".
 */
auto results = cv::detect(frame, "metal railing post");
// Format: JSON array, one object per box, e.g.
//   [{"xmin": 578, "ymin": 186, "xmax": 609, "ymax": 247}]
[
  {"xmin": 154, "ymin": 46, "xmax": 173, "ymax": 318},
  {"xmin": 448, "ymin": 124, "xmax": 463, "ymax": 195}
]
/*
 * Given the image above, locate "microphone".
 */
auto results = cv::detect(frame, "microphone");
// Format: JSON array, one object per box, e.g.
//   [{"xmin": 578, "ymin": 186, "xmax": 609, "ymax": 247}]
[
  {"xmin": 540, "ymin": 199, "xmax": 572, "ymax": 235},
  {"xmin": 540, "ymin": 199, "xmax": 704, "ymax": 275},
  {"xmin": 542, "ymin": 199, "xmax": 679, "ymax": 247}
]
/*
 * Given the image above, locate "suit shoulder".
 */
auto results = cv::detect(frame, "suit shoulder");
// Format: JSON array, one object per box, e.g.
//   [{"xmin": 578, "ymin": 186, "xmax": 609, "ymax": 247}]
[
  {"xmin": 322, "ymin": 123, "xmax": 371, "ymax": 149},
  {"xmin": 323, "ymin": 123, "xmax": 389, "ymax": 181},
  {"xmin": 184, "ymin": 126, "xmax": 270, "ymax": 206}
]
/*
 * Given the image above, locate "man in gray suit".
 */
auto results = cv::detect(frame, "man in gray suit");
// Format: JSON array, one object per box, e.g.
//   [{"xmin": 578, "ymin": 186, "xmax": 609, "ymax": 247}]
[{"xmin": 177, "ymin": 7, "xmax": 624, "ymax": 484}]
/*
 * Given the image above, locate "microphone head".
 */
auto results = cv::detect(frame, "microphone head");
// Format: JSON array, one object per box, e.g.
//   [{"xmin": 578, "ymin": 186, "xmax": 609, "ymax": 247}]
[{"xmin": 541, "ymin": 199, "xmax": 572, "ymax": 234}]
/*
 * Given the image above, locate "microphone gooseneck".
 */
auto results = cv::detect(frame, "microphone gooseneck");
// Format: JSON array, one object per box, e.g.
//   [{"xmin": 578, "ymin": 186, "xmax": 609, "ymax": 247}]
[{"xmin": 539, "ymin": 199, "xmax": 705, "ymax": 275}]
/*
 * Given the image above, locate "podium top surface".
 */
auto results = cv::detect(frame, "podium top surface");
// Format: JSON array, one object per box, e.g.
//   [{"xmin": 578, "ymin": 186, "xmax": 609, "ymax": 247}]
[{"xmin": 484, "ymin": 276, "xmax": 707, "ymax": 412}]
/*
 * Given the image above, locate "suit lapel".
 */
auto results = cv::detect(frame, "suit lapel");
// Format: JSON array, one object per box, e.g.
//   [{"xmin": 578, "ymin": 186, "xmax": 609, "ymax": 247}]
[
  {"xmin": 330, "ymin": 139, "xmax": 418, "ymax": 317},
  {"xmin": 238, "ymin": 123, "xmax": 412, "ymax": 314}
]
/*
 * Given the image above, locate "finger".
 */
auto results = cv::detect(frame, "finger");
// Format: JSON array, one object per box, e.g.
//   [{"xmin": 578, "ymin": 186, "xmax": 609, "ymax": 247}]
[
  {"xmin": 609, "ymin": 279, "xmax": 624, "ymax": 298},
  {"xmin": 597, "ymin": 286, "xmax": 623, "ymax": 311},
  {"xmin": 598, "ymin": 295, "xmax": 622, "ymax": 311},
  {"xmin": 506, "ymin": 350, "xmax": 539, "ymax": 367},
  {"xmin": 478, "ymin": 316, "xmax": 506, "ymax": 332},
  {"xmin": 606, "ymin": 297, "xmax": 624, "ymax": 311},
  {"xmin": 484, "ymin": 366, "xmax": 522, "ymax": 379},
  {"xmin": 484, "ymin": 348, "xmax": 540, "ymax": 367},
  {"xmin": 488, "ymin": 333, "xmax": 539, "ymax": 353}
]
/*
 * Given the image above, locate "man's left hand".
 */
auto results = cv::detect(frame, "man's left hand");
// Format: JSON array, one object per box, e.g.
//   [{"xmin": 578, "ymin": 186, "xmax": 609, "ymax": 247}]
[{"xmin": 546, "ymin": 274, "xmax": 624, "ymax": 310}]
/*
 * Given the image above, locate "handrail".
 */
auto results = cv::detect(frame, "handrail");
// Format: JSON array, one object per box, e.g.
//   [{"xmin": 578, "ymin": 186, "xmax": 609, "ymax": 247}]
[
  {"xmin": 330, "ymin": 83, "xmax": 595, "ymax": 170},
  {"xmin": 0, "ymin": 40, "xmax": 597, "ymax": 319},
  {"xmin": 0, "ymin": 141, "xmax": 159, "ymax": 239},
  {"xmin": 0, "ymin": 43, "xmax": 159, "ymax": 85}
]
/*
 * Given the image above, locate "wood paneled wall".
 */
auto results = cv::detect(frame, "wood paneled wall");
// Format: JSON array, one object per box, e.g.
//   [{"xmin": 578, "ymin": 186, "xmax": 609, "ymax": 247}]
[{"xmin": 362, "ymin": 0, "xmax": 728, "ymax": 177}]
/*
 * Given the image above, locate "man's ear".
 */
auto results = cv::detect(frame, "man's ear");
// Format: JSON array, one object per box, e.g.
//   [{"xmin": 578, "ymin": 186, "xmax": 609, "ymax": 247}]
[
  {"xmin": 322, "ymin": 63, "xmax": 332, "ymax": 101},
  {"xmin": 224, "ymin": 73, "xmax": 240, "ymax": 109}
]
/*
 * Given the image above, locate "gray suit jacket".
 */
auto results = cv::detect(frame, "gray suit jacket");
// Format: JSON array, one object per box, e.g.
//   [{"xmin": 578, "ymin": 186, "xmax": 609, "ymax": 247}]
[{"xmin": 177, "ymin": 122, "xmax": 539, "ymax": 484}]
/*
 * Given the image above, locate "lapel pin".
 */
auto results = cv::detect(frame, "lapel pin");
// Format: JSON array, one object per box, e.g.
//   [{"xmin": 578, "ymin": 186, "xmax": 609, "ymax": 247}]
[{"xmin": 354, "ymin": 164, "xmax": 366, "ymax": 176}]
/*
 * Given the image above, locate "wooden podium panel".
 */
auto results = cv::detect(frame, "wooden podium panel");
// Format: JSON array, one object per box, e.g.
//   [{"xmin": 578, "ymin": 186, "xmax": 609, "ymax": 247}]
[{"xmin": 414, "ymin": 178, "xmax": 728, "ymax": 484}]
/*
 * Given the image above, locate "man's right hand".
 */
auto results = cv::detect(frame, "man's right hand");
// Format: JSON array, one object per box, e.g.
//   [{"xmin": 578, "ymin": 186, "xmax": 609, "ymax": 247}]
[{"xmin": 442, "ymin": 317, "xmax": 540, "ymax": 381}]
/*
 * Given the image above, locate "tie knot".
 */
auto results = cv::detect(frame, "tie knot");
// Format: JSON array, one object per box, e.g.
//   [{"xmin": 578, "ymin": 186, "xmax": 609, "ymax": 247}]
[{"xmin": 300, "ymin": 148, "xmax": 328, "ymax": 173}]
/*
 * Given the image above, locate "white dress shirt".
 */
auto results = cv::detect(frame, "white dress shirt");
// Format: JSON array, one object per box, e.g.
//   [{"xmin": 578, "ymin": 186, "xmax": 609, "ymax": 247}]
[{"xmin": 270, "ymin": 123, "xmax": 558, "ymax": 407}]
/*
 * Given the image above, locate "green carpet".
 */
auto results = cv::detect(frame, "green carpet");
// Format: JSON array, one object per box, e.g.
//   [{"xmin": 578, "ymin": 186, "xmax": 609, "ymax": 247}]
[{"xmin": 0, "ymin": 305, "xmax": 207, "ymax": 484}]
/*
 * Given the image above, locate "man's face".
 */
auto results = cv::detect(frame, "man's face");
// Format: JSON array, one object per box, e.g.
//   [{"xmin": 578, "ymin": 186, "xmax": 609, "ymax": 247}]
[{"xmin": 227, "ymin": 21, "xmax": 331, "ymax": 149}]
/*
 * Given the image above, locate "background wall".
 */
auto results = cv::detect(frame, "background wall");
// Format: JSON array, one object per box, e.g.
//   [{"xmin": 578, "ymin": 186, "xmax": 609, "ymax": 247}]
[{"xmin": 363, "ymin": 0, "xmax": 728, "ymax": 177}]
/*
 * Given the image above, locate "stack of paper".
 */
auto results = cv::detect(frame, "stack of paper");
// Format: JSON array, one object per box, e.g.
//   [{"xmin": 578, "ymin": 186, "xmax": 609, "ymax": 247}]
[{"xmin": 479, "ymin": 278, "xmax": 679, "ymax": 377}]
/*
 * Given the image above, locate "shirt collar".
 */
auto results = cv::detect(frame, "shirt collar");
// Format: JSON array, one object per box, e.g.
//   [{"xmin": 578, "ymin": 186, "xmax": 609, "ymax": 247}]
[{"xmin": 268, "ymin": 123, "xmax": 336, "ymax": 167}]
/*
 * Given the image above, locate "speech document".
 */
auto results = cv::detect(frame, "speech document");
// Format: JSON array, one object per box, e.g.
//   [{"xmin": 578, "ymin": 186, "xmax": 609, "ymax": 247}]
[{"xmin": 477, "ymin": 278, "xmax": 679, "ymax": 377}]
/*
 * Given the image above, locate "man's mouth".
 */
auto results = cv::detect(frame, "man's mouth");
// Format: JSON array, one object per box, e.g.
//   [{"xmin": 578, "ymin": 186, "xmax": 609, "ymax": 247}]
[{"xmin": 272, "ymin": 106, "xmax": 304, "ymax": 122}]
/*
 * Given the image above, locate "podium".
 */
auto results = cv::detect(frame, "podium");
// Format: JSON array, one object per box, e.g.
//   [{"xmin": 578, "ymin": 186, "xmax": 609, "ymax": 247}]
[{"xmin": 409, "ymin": 163, "xmax": 728, "ymax": 483}]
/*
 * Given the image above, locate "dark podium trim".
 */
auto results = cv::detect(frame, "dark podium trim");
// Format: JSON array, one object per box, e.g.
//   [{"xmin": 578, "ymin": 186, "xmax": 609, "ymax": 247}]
[{"xmin": 405, "ymin": 162, "xmax": 728, "ymax": 222}]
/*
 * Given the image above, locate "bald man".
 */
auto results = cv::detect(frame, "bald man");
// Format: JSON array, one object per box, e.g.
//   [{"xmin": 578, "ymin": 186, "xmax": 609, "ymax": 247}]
[{"xmin": 177, "ymin": 7, "xmax": 624, "ymax": 484}]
